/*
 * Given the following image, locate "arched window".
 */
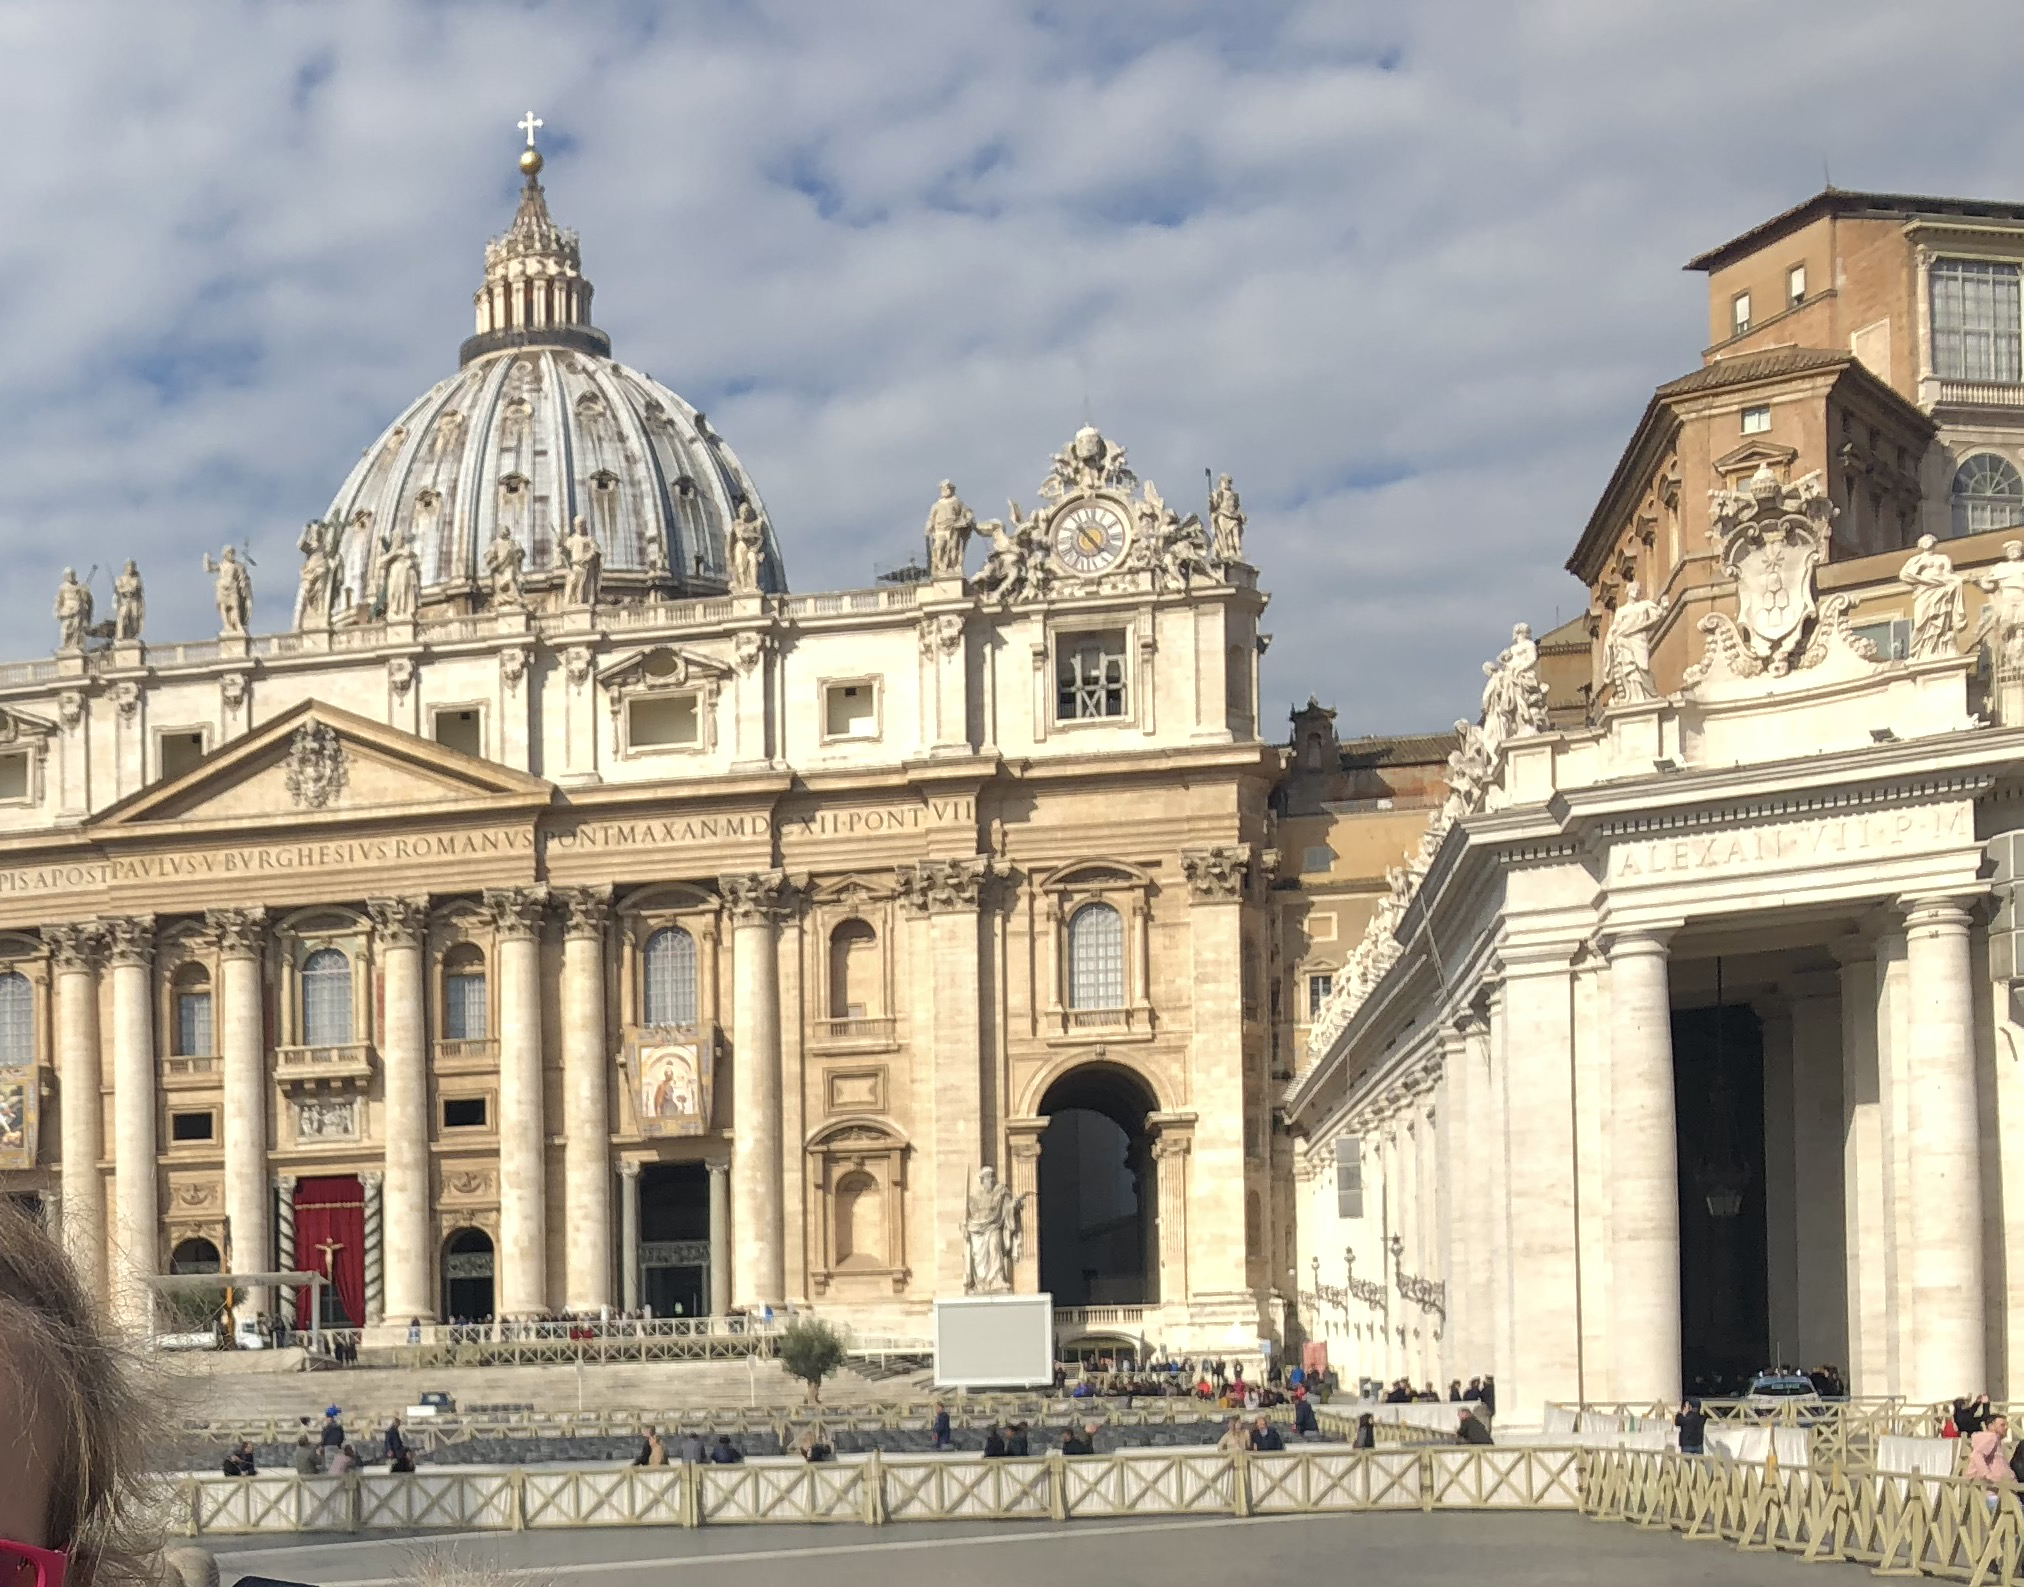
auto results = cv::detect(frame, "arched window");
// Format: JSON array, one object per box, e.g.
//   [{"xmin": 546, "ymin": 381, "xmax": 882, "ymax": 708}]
[
  {"xmin": 834, "ymin": 1170, "xmax": 884, "ymax": 1267},
  {"xmin": 442, "ymin": 944, "xmax": 487, "ymax": 1041},
  {"xmin": 172, "ymin": 963, "xmax": 213, "ymax": 1057},
  {"xmin": 828, "ymin": 920, "xmax": 879, "ymax": 1020},
  {"xmin": 0, "ymin": 972, "xmax": 31, "ymax": 1065},
  {"xmin": 170, "ymin": 1236, "xmax": 221, "ymax": 1275},
  {"xmin": 1067, "ymin": 903, "xmax": 1126, "ymax": 1011},
  {"xmin": 1951, "ymin": 453, "xmax": 2024, "ymax": 537},
  {"xmin": 301, "ymin": 948, "xmax": 353, "ymax": 1046},
  {"xmin": 643, "ymin": 926, "xmax": 698, "ymax": 1028}
]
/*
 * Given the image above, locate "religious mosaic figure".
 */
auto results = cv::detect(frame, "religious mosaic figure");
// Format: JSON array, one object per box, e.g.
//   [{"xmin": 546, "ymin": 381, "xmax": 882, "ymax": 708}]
[
  {"xmin": 293, "ymin": 519, "xmax": 344, "ymax": 630},
  {"xmin": 482, "ymin": 523, "xmax": 525, "ymax": 608},
  {"xmin": 1603, "ymin": 581, "xmax": 1670, "ymax": 704},
  {"xmin": 375, "ymin": 526, "xmax": 421, "ymax": 620},
  {"xmin": 962, "ymin": 1165, "xmax": 1026, "ymax": 1295},
  {"xmin": 113, "ymin": 560, "xmax": 144, "ymax": 641},
  {"xmin": 1901, "ymin": 534, "xmax": 1966, "ymax": 659},
  {"xmin": 728, "ymin": 502, "xmax": 767, "ymax": 595},
  {"xmin": 561, "ymin": 514, "xmax": 602, "ymax": 606},
  {"xmin": 205, "ymin": 546, "xmax": 252, "ymax": 635},
  {"xmin": 925, "ymin": 480, "xmax": 976, "ymax": 578},
  {"xmin": 52, "ymin": 569, "xmax": 92, "ymax": 652},
  {"xmin": 1208, "ymin": 473, "xmax": 1247, "ymax": 563},
  {"xmin": 1977, "ymin": 540, "xmax": 2024, "ymax": 676}
]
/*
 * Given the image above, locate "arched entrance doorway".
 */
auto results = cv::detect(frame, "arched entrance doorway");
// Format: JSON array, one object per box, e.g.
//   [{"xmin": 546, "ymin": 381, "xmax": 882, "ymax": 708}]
[
  {"xmin": 442, "ymin": 1228, "xmax": 496, "ymax": 1322},
  {"xmin": 1037, "ymin": 1062, "xmax": 1159, "ymax": 1306},
  {"xmin": 638, "ymin": 1163, "xmax": 709, "ymax": 1317}
]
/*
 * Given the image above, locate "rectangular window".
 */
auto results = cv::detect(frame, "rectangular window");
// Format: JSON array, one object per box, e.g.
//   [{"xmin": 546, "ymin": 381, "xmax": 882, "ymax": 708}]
[
  {"xmin": 0, "ymin": 752, "xmax": 29, "ymax": 803},
  {"xmin": 442, "ymin": 1096, "xmax": 488, "ymax": 1129},
  {"xmin": 627, "ymin": 693, "xmax": 700, "ymax": 749},
  {"xmin": 433, "ymin": 708, "xmax": 483, "ymax": 758},
  {"xmin": 170, "ymin": 1111, "xmax": 215, "ymax": 1143},
  {"xmin": 823, "ymin": 681, "xmax": 879, "ymax": 740},
  {"xmin": 1056, "ymin": 631, "xmax": 1128, "ymax": 721},
  {"xmin": 444, "ymin": 974, "xmax": 487, "ymax": 1041},
  {"xmin": 1308, "ymin": 973, "xmax": 1334, "ymax": 1022},
  {"xmin": 1932, "ymin": 258, "xmax": 2023, "ymax": 382},
  {"xmin": 1335, "ymin": 1136, "xmax": 1363, "ymax": 1219},
  {"xmin": 1732, "ymin": 291, "xmax": 1752, "ymax": 336},
  {"xmin": 1849, "ymin": 617, "xmax": 1912, "ymax": 661},
  {"xmin": 176, "ymin": 992, "xmax": 213, "ymax": 1058},
  {"xmin": 1300, "ymin": 844, "xmax": 1336, "ymax": 874},
  {"xmin": 158, "ymin": 730, "xmax": 206, "ymax": 782},
  {"xmin": 1740, "ymin": 404, "xmax": 1771, "ymax": 435},
  {"xmin": 1787, "ymin": 263, "xmax": 1806, "ymax": 306}
]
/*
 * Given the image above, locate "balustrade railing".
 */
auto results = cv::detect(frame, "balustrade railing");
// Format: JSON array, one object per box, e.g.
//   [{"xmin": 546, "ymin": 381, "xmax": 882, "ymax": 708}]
[{"xmin": 811, "ymin": 1015, "xmax": 897, "ymax": 1045}]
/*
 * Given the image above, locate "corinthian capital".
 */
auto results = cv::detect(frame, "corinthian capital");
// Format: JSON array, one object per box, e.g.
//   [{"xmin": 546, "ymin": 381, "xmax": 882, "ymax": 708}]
[
  {"xmin": 366, "ymin": 898, "xmax": 427, "ymax": 949},
  {"xmin": 718, "ymin": 870, "xmax": 788, "ymax": 926},
  {"xmin": 1181, "ymin": 844, "xmax": 1251, "ymax": 901},
  {"xmin": 557, "ymin": 886, "xmax": 613, "ymax": 939},
  {"xmin": 207, "ymin": 907, "xmax": 269, "ymax": 959},
  {"xmin": 44, "ymin": 921, "xmax": 103, "ymax": 972},
  {"xmin": 895, "ymin": 857, "xmax": 989, "ymax": 915},
  {"xmin": 483, "ymin": 886, "xmax": 550, "ymax": 939},
  {"xmin": 100, "ymin": 915, "xmax": 156, "ymax": 969}
]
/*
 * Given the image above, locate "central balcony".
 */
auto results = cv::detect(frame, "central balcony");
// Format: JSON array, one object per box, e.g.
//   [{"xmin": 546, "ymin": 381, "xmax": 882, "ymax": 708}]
[{"xmin": 273, "ymin": 1042, "xmax": 374, "ymax": 1092}]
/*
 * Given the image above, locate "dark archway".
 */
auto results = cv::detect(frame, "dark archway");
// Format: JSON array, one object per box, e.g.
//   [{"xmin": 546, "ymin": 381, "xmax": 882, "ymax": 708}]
[
  {"xmin": 442, "ymin": 1228, "xmax": 495, "ymax": 1323},
  {"xmin": 1673, "ymin": 1002, "xmax": 1768, "ymax": 1396},
  {"xmin": 170, "ymin": 1237, "xmax": 222, "ymax": 1274},
  {"xmin": 640, "ymin": 1162, "xmax": 710, "ymax": 1317},
  {"xmin": 1037, "ymin": 1062, "xmax": 1159, "ymax": 1306}
]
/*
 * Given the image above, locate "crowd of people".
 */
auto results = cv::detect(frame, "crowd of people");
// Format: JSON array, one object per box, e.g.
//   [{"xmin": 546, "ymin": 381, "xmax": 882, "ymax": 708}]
[
  {"xmin": 1372, "ymin": 1375, "xmax": 1497, "ymax": 1412},
  {"xmin": 1055, "ymin": 1354, "xmax": 1340, "ymax": 1408}
]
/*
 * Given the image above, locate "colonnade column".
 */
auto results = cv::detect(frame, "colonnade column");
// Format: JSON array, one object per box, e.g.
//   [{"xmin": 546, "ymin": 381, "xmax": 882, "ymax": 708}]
[
  {"xmin": 1447, "ymin": 1011, "xmax": 1488, "ymax": 1382},
  {"xmin": 707, "ymin": 1160, "xmax": 730, "ymax": 1317},
  {"xmin": 105, "ymin": 915, "xmax": 157, "ymax": 1327},
  {"xmin": 368, "ymin": 898, "xmax": 432, "ymax": 1324},
  {"xmin": 1833, "ymin": 935, "xmax": 1889, "ymax": 1396},
  {"xmin": 1900, "ymin": 895, "xmax": 1985, "ymax": 1401},
  {"xmin": 558, "ymin": 888, "xmax": 614, "ymax": 1313},
  {"xmin": 49, "ymin": 924, "xmax": 105, "ymax": 1301},
  {"xmin": 722, "ymin": 871, "xmax": 787, "ymax": 1310},
  {"xmin": 1395, "ymin": 1107, "xmax": 1422, "ymax": 1386},
  {"xmin": 486, "ymin": 887, "xmax": 549, "ymax": 1319},
  {"xmin": 1149, "ymin": 1119, "xmax": 1193, "ymax": 1306},
  {"xmin": 208, "ymin": 909, "xmax": 269, "ymax": 1315},
  {"xmin": 1605, "ymin": 929, "xmax": 1682, "ymax": 1406},
  {"xmin": 618, "ymin": 1160, "xmax": 641, "ymax": 1314}
]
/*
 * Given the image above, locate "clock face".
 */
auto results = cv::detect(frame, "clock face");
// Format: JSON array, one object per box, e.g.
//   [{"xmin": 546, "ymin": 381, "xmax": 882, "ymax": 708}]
[{"xmin": 1052, "ymin": 501, "xmax": 1130, "ymax": 575}]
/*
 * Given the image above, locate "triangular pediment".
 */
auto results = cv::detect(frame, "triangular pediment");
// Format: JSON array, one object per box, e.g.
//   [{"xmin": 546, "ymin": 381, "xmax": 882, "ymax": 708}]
[
  {"xmin": 596, "ymin": 643, "xmax": 733, "ymax": 693},
  {"xmin": 92, "ymin": 699, "xmax": 553, "ymax": 832},
  {"xmin": 1712, "ymin": 439, "xmax": 1799, "ymax": 476}
]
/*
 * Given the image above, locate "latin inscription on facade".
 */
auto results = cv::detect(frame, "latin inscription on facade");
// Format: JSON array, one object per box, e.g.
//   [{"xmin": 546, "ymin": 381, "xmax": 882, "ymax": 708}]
[
  {"xmin": 0, "ymin": 828, "xmax": 537, "ymax": 896},
  {"xmin": 1607, "ymin": 802, "xmax": 1972, "ymax": 882}
]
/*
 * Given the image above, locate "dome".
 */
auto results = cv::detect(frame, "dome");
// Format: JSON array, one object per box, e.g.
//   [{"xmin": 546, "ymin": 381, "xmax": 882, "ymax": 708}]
[{"xmin": 321, "ymin": 136, "xmax": 786, "ymax": 615}]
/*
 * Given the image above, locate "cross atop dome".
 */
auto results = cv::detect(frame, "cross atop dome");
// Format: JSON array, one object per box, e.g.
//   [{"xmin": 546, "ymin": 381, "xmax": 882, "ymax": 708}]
[{"xmin": 460, "ymin": 115, "xmax": 611, "ymax": 364}]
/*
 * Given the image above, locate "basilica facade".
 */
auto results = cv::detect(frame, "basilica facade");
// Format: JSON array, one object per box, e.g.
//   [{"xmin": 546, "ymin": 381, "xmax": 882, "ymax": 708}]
[{"xmin": 0, "ymin": 136, "xmax": 1282, "ymax": 1353}]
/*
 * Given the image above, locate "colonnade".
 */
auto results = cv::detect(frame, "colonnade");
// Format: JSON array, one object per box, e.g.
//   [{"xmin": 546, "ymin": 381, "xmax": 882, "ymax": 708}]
[
  {"xmin": 1309, "ymin": 891, "xmax": 1991, "ymax": 1421},
  {"xmin": 44, "ymin": 870, "xmax": 801, "ymax": 1327}
]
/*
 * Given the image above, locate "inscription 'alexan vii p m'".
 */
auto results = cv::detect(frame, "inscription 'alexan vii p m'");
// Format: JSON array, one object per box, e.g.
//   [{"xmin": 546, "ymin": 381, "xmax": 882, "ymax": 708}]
[{"xmin": 1608, "ymin": 802, "xmax": 1972, "ymax": 882}]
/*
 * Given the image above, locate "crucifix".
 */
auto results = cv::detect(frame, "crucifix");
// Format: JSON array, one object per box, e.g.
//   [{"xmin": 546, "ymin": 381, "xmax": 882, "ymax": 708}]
[
  {"xmin": 517, "ymin": 110, "xmax": 543, "ymax": 148},
  {"xmin": 314, "ymin": 1237, "xmax": 344, "ymax": 1280}
]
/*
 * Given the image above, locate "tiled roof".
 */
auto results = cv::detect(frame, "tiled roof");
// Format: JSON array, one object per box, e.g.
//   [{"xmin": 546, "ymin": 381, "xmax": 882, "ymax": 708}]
[
  {"xmin": 1686, "ymin": 188, "xmax": 2024, "ymax": 273},
  {"xmin": 1337, "ymin": 732, "xmax": 1454, "ymax": 768},
  {"xmin": 1653, "ymin": 346, "xmax": 1850, "ymax": 397}
]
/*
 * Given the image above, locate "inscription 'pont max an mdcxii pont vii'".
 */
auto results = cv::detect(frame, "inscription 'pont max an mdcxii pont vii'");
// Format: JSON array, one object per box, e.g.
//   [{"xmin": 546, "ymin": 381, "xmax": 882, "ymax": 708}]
[{"xmin": 1607, "ymin": 802, "xmax": 1972, "ymax": 882}]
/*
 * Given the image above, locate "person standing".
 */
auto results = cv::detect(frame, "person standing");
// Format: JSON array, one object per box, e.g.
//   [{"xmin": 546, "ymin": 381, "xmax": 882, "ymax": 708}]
[
  {"xmin": 320, "ymin": 1408, "xmax": 345, "ymax": 1450},
  {"xmin": 1675, "ymin": 1399, "xmax": 1709, "ymax": 1456},
  {"xmin": 930, "ymin": 1402, "xmax": 952, "ymax": 1450},
  {"xmin": 291, "ymin": 1437, "xmax": 322, "ymax": 1476},
  {"xmin": 1967, "ymin": 1415, "xmax": 2011, "ymax": 1487},
  {"xmin": 383, "ymin": 1416, "xmax": 407, "ymax": 1468}
]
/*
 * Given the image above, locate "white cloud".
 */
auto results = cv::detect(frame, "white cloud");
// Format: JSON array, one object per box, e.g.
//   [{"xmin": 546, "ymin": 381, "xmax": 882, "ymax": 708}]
[{"xmin": 0, "ymin": 0, "xmax": 2018, "ymax": 734}]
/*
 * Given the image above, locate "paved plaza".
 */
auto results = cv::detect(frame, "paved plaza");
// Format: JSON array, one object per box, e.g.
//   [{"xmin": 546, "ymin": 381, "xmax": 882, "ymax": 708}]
[{"xmin": 207, "ymin": 1510, "xmax": 1873, "ymax": 1586}]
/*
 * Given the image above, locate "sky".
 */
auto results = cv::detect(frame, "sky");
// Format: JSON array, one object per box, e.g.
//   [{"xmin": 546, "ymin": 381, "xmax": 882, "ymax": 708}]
[{"xmin": 2, "ymin": 1, "xmax": 2022, "ymax": 735}]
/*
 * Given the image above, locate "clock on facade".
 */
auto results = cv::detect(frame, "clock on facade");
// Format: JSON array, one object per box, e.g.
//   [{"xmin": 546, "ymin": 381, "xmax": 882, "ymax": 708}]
[{"xmin": 1051, "ymin": 501, "xmax": 1130, "ymax": 575}]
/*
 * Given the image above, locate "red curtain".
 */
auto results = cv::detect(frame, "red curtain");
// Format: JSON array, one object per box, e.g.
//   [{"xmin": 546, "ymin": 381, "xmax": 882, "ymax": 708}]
[{"xmin": 294, "ymin": 1176, "xmax": 366, "ymax": 1328}]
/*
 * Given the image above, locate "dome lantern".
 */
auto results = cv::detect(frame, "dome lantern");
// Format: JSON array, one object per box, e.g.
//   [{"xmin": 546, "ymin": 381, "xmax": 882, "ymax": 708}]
[{"xmin": 460, "ymin": 115, "xmax": 611, "ymax": 366}]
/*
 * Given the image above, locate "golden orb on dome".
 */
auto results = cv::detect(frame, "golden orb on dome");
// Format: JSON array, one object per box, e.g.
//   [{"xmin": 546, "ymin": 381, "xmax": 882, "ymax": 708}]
[{"xmin": 519, "ymin": 145, "xmax": 544, "ymax": 177}]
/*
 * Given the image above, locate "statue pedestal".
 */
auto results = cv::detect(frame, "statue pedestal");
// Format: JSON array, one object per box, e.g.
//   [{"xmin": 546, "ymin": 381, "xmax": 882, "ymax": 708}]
[{"xmin": 933, "ymin": 1292, "xmax": 1054, "ymax": 1390}]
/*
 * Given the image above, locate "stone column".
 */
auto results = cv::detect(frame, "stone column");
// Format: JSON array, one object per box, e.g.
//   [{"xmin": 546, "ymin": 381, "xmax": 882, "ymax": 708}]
[
  {"xmin": 362, "ymin": 1171, "xmax": 385, "ymax": 1324},
  {"xmin": 1900, "ymin": 895, "xmax": 1986, "ymax": 1402},
  {"xmin": 898, "ymin": 858, "xmax": 988, "ymax": 1298},
  {"xmin": 618, "ymin": 1159, "xmax": 641, "ymax": 1313},
  {"xmin": 49, "ymin": 925, "xmax": 106, "ymax": 1301},
  {"xmin": 104, "ymin": 915, "xmax": 157, "ymax": 1327},
  {"xmin": 722, "ymin": 871, "xmax": 787, "ymax": 1310},
  {"xmin": 1006, "ymin": 1119, "xmax": 1047, "ymax": 1295},
  {"xmin": 1497, "ymin": 946, "xmax": 1583, "ymax": 1427},
  {"xmin": 707, "ymin": 1160, "xmax": 730, "ymax": 1317},
  {"xmin": 1833, "ymin": 935, "xmax": 1889, "ymax": 1396},
  {"xmin": 1605, "ymin": 930, "xmax": 1682, "ymax": 1406},
  {"xmin": 208, "ymin": 908, "xmax": 268, "ymax": 1313},
  {"xmin": 274, "ymin": 1174, "xmax": 297, "ymax": 1272},
  {"xmin": 1149, "ymin": 1121, "xmax": 1193, "ymax": 1306},
  {"xmin": 1181, "ymin": 848, "xmax": 1251, "ymax": 1307},
  {"xmin": 486, "ymin": 887, "xmax": 550, "ymax": 1319},
  {"xmin": 368, "ymin": 898, "xmax": 432, "ymax": 1324},
  {"xmin": 558, "ymin": 888, "xmax": 614, "ymax": 1313},
  {"xmin": 1395, "ymin": 1106, "xmax": 1422, "ymax": 1385}
]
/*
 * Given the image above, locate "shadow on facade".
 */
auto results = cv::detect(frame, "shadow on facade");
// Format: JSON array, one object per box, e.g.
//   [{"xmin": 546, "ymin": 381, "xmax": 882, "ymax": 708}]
[{"xmin": 1038, "ymin": 1061, "xmax": 1159, "ymax": 1307}]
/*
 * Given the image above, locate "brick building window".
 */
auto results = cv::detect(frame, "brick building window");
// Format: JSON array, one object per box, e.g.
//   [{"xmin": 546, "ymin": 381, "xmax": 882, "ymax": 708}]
[
  {"xmin": 1932, "ymin": 259, "xmax": 2022, "ymax": 382},
  {"xmin": 1951, "ymin": 453, "xmax": 2024, "ymax": 537}
]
